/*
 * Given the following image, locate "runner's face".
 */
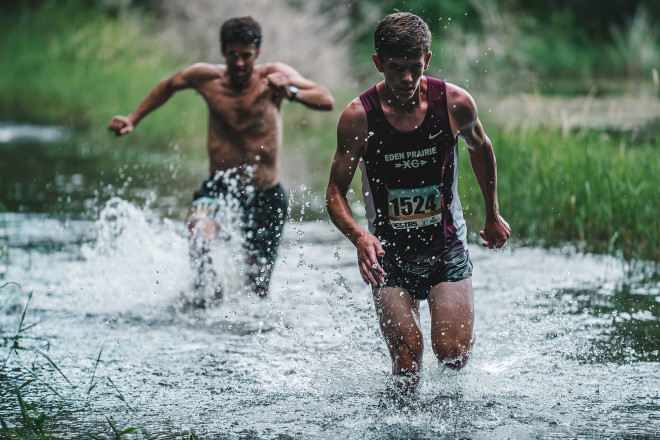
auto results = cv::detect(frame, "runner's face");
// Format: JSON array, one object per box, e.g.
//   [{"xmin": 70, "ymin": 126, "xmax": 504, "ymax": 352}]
[
  {"xmin": 222, "ymin": 42, "xmax": 260, "ymax": 84},
  {"xmin": 374, "ymin": 52, "xmax": 431, "ymax": 102}
]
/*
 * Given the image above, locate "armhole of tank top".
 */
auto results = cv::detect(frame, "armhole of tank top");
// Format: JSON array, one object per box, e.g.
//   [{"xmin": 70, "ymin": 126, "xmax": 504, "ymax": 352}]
[
  {"xmin": 359, "ymin": 90, "xmax": 376, "ymax": 159},
  {"xmin": 435, "ymin": 79, "xmax": 455, "ymax": 139},
  {"xmin": 360, "ymin": 86, "xmax": 384, "ymax": 138},
  {"xmin": 361, "ymin": 85, "xmax": 380, "ymax": 110}
]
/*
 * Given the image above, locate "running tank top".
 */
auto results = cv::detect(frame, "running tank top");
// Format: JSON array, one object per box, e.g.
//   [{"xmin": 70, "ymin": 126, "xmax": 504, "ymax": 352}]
[{"xmin": 358, "ymin": 77, "xmax": 467, "ymax": 267}]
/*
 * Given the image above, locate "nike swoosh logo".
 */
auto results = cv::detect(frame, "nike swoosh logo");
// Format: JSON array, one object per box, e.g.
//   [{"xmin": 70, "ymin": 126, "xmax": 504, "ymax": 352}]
[{"xmin": 429, "ymin": 130, "xmax": 443, "ymax": 139}]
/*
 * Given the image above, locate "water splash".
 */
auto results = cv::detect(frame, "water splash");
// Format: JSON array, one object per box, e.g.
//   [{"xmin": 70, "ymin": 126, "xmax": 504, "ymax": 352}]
[{"xmin": 62, "ymin": 197, "xmax": 247, "ymax": 316}]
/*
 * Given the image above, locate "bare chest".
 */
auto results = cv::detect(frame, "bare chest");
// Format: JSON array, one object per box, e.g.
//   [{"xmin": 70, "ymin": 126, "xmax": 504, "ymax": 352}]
[{"xmin": 200, "ymin": 79, "xmax": 280, "ymax": 133}]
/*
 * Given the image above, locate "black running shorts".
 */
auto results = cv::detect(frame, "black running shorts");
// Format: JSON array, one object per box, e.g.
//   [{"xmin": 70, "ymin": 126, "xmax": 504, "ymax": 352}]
[
  {"xmin": 189, "ymin": 177, "xmax": 288, "ymax": 275},
  {"xmin": 378, "ymin": 250, "xmax": 473, "ymax": 300}
]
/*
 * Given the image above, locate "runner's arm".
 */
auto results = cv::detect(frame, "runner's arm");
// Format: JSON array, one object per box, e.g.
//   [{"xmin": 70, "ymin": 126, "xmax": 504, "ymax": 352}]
[
  {"xmin": 448, "ymin": 84, "xmax": 510, "ymax": 248},
  {"xmin": 266, "ymin": 62, "xmax": 334, "ymax": 110},
  {"xmin": 326, "ymin": 100, "xmax": 385, "ymax": 286},
  {"xmin": 108, "ymin": 63, "xmax": 219, "ymax": 136}
]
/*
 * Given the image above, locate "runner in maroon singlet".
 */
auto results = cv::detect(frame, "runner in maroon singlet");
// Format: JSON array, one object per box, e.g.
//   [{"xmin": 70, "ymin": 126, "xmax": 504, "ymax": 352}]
[{"xmin": 326, "ymin": 12, "xmax": 510, "ymax": 388}]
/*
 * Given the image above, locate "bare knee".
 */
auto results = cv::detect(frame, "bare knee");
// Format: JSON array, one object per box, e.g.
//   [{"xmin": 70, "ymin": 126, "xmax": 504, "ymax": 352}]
[
  {"xmin": 189, "ymin": 218, "xmax": 220, "ymax": 238},
  {"xmin": 188, "ymin": 218, "xmax": 220, "ymax": 250},
  {"xmin": 432, "ymin": 335, "xmax": 473, "ymax": 370}
]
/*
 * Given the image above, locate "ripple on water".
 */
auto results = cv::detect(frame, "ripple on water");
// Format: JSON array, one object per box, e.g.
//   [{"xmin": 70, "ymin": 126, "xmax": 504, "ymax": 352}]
[{"xmin": 1, "ymin": 204, "xmax": 659, "ymax": 438}]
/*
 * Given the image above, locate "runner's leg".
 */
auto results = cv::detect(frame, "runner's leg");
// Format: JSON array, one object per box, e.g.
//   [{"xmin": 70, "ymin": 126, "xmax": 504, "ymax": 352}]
[
  {"xmin": 427, "ymin": 278, "xmax": 474, "ymax": 369},
  {"xmin": 244, "ymin": 185, "xmax": 287, "ymax": 297},
  {"xmin": 187, "ymin": 214, "xmax": 222, "ymax": 301},
  {"xmin": 373, "ymin": 286, "xmax": 423, "ymax": 377}
]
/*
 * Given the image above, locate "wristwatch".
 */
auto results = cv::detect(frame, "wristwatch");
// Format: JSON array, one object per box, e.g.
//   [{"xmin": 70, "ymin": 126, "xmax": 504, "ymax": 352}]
[{"xmin": 288, "ymin": 85, "xmax": 299, "ymax": 101}]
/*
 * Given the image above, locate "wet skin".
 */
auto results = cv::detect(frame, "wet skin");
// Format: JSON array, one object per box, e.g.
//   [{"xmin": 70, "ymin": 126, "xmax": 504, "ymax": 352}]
[
  {"xmin": 108, "ymin": 41, "xmax": 334, "ymax": 296},
  {"xmin": 326, "ymin": 50, "xmax": 509, "ymax": 382}
]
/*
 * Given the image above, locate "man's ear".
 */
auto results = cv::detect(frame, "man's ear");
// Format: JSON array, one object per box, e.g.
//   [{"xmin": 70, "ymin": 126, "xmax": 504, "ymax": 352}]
[
  {"xmin": 256, "ymin": 46, "xmax": 262, "ymax": 58},
  {"xmin": 372, "ymin": 54, "xmax": 384, "ymax": 72},
  {"xmin": 424, "ymin": 51, "xmax": 432, "ymax": 70}
]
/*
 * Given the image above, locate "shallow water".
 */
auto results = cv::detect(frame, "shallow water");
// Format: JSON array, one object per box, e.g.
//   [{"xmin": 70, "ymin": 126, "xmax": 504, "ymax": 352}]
[
  {"xmin": 1, "ymin": 127, "xmax": 659, "ymax": 438},
  {"xmin": 1, "ymin": 202, "xmax": 659, "ymax": 439}
]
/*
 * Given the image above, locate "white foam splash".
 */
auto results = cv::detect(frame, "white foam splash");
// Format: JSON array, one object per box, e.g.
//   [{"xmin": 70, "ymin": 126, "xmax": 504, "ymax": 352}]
[{"xmin": 63, "ymin": 197, "xmax": 246, "ymax": 315}]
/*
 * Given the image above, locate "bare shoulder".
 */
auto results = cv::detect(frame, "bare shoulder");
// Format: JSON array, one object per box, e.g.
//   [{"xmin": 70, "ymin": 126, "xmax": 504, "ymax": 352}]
[
  {"xmin": 337, "ymin": 97, "xmax": 369, "ymax": 154},
  {"xmin": 185, "ymin": 62, "xmax": 222, "ymax": 73},
  {"xmin": 179, "ymin": 62, "xmax": 223, "ymax": 84},
  {"xmin": 339, "ymin": 97, "xmax": 367, "ymax": 131},
  {"xmin": 263, "ymin": 61, "xmax": 298, "ymax": 75},
  {"xmin": 446, "ymin": 82, "xmax": 479, "ymax": 128},
  {"xmin": 446, "ymin": 82, "xmax": 477, "ymax": 114}
]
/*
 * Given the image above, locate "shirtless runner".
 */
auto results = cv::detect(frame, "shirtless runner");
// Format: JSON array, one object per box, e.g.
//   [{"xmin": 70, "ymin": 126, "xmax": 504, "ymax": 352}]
[{"xmin": 108, "ymin": 17, "xmax": 334, "ymax": 301}]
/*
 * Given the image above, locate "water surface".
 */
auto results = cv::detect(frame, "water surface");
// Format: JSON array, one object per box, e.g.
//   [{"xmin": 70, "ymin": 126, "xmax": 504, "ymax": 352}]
[
  {"xmin": 1, "ymin": 126, "xmax": 658, "ymax": 438},
  {"xmin": 1, "ymin": 205, "xmax": 659, "ymax": 438}
]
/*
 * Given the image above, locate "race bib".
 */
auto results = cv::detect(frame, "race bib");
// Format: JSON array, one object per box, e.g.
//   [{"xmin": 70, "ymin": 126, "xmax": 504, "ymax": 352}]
[{"xmin": 388, "ymin": 185, "xmax": 442, "ymax": 229}]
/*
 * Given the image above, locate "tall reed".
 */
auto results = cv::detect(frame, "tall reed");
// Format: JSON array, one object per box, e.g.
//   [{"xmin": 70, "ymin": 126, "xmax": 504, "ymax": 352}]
[{"xmin": 458, "ymin": 126, "xmax": 660, "ymax": 264}]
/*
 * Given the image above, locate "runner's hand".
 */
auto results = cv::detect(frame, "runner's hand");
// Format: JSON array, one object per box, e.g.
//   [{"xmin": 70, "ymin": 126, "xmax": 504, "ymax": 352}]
[
  {"xmin": 107, "ymin": 115, "xmax": 134, "ymax": 136},
  {"xmin": 266, "ymin": 72, "xmax": 290, "ymax": 98},
  {"xmin": 355, "ymin": 233, "xmax": 386, "ymax": 287},
  {"xmin": 480, "ymin": 215, "xmax": 510, "ymax": 249}
]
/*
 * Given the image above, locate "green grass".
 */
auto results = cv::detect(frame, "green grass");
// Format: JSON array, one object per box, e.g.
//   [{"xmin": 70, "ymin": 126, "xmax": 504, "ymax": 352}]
[
  {"xmin": 0, "ymin": 1, "xmax": 207, "ymax": 151},
  {"xmin": 457, "ymin": 127, "xmax": 660, "ymax": 264},
  {"xmin": 0, "ymin": 284, "xmax": 202, "ymax": 439},
  {"xmin": 1, "ymin": 2, "xmax": 659, "ymax": 267}
]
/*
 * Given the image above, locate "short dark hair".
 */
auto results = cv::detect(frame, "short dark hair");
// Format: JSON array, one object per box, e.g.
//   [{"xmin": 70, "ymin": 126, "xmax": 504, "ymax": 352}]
[
  {"xmin": 374, "ymin": 12, "xmax": 431, "ymax": 59},
  {"xmin": 220, "ymin": 16, "xmax": 262, "ymax": 50}
]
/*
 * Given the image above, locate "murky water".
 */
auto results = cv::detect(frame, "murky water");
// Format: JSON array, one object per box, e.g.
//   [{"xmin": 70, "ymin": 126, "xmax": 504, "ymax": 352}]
[{"xmin": 1, "ymin": 128, "xmax": 659, "ymax": 438}]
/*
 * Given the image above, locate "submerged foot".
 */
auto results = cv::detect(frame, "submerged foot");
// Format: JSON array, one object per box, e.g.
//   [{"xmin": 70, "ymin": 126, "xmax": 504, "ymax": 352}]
[
  {"xmin": 187, "ymin": 268, "xmax": 223, "ymax": 308},
  {"xmin": 378, "ymin": 377, "xmax": 418, "ymax": 409}
]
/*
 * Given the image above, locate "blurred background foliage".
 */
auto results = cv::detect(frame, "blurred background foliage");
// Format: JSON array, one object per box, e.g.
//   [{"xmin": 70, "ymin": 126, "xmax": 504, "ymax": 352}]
[
  {"xmin": 1, "ymin": 0, "xmax": 659, "ymax": 266},
  {"xmin": 2, "ymin": 0, "xmax": 659, "ymax": 125}
]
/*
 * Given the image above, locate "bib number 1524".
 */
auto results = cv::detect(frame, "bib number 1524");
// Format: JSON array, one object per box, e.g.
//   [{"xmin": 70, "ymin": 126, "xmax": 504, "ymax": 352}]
[{"xmin": 388, "ymin": 185, "xmax": 442, "ymax": 229}]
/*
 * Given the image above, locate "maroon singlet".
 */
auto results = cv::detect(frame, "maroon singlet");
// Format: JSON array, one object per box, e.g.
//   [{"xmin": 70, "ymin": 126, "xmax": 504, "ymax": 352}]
[{"xmin": 358, "ymin": 76, "xmax": 468, "ymax": 268}]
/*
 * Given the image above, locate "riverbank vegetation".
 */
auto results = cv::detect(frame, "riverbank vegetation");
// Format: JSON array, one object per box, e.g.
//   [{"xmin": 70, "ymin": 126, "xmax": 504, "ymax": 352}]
[
  {"xmin": 1, "ymin": 0, "xmax": 659, "ymax": 267},
  {"xmin": 458, "ymin": 128, "xmax": 660, "ymax": 267},
  {"xmin": 0, "ymin": 283, "xmax": 201, "ymax": 439}
]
